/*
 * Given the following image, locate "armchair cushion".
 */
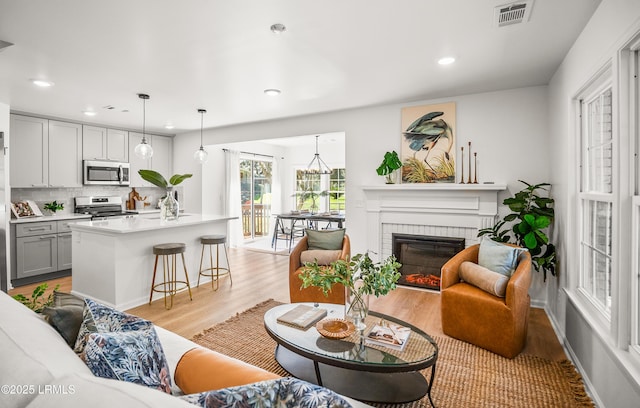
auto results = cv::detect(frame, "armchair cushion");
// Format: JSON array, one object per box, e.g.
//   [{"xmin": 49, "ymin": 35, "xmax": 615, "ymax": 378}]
[
  {"xmin": 459, "ymin": 261, "xmax": 509, "ymax": 297},
  {"xmin": 478, "ymin": 238, "xmax": 527, "ymax": 277},
  {"xmin": 306, "ymin": 228, "xmax": 346, "ymax": 250},
  {"xmin": 300, "ymin": 249, "xmax": 343, "ymax": 265}
]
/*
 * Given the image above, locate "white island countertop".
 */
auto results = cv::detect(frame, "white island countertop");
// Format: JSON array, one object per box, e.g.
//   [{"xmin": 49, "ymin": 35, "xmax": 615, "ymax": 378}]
[{"xmin": 70, "ymin": 214, "xmax": 235, "ymax": 234}]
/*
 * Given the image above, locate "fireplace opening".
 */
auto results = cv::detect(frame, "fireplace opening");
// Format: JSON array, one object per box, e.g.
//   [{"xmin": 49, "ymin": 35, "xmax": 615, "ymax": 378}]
[{"xmin": 392, "ymin": 234, "xmax": 465, "ymax": 291}]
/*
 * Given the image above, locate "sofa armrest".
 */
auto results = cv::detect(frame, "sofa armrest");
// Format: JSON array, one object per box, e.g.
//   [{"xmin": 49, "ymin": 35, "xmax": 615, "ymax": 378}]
[
  {"xmin": 505, "ymin": 251, "xmax": 532, "ymax": 311},
  {"xmin": 441, "ymin": 245, "xmax": 479, "ymax": 290}
]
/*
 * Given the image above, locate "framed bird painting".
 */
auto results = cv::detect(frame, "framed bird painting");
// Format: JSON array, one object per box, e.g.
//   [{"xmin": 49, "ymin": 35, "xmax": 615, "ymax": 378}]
[{"xmin": 400, "ymin": 102, "xmax": 456, "ymax": 183}]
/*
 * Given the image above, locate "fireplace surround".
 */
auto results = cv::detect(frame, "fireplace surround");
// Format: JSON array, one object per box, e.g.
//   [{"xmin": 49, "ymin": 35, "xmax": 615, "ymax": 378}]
[{"xmin": 362, "ymin": 184, "xmax": 506, "ymax": 280}]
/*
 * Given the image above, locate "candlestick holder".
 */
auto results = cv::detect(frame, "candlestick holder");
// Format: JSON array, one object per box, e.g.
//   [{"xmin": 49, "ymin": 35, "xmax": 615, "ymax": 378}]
[
  {"xmin": 467, "ymin": 142, "xmax": 472, "ymax": 184},
  {"xmin": 460, "ymin": 146, "xmax": 465, "ymax": 184},
  {"xmin": 473, "ymin": 152, "xmax": 478, "ymax": 184}
]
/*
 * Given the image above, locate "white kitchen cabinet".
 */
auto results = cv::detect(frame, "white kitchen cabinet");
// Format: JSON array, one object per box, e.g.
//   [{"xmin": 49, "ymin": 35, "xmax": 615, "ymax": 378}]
[
  {"xmin": 10, "ymin": 115, "xmax": 49, "ymax": 187},
  {"xmin": 49, "ymin": 120, "xmax": 83, "ymax": 187},
  {"xmin": 83, "ymin": 125, "xmax": 129, "ymax": 162},
  {"xmin": 128, "ymin": 132, "xmax": 173, "ymax": 187},
  {"xmin": 10, "ymin": 115, "xmax": 82, "ymax": 188}
]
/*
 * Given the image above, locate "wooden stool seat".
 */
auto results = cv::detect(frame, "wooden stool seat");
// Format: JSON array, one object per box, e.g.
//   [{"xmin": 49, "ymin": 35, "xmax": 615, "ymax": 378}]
[
  {"xmin": 197, "ymin": 235, "xmax": 232, "ymax": 291},
  {"xmin": 149, "ymin": 242, "xmax": 192, "ymax": 309}
]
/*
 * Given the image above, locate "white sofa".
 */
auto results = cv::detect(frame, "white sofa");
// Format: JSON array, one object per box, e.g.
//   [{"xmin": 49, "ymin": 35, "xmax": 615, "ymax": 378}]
[{"xmin": 0, "ymin": 290, "xmax": 367, "ymax": 408}]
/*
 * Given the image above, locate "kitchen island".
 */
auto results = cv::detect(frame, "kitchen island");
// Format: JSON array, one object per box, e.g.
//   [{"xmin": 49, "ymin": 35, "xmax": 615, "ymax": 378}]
[{"xmin": 70, "ymin": 214, "xmax": 235, "ymax": 310}]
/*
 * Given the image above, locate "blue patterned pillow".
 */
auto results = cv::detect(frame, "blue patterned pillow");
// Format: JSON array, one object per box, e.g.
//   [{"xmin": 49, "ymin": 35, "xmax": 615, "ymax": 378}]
[
  {"xmin": 84, "ymin": 327, "xmax": 173, "ymax": 394},
  {"xmin": 74, "ymin": 298, "xmax": 153, "ymax": 355},
  {"xmin": 180, "ymin": 377, "xmax": 352, "ymax": 408}
]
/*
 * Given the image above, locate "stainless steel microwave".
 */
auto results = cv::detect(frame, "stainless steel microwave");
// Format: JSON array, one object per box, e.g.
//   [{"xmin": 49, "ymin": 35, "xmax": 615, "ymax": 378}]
[{"xmin": 83, "ymin": 160, "xmax": 130, "ymax": 186}]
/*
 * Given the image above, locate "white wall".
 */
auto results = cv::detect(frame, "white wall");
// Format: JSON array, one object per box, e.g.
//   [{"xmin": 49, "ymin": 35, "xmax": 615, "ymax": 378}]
[
  {"xmin": 173, "ymin": 85, "xmax": 551, "ymax": 301},
  {"xmin": 0, "ymin": 103, "xmax": 9, "ymax": 290},
  {"xmin": 548, "ymin": 0, "xmax": 640, "ymax": 406}
]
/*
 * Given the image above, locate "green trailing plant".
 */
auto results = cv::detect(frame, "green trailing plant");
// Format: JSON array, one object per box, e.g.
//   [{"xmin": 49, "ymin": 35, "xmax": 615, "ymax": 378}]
[
  {"xmin": 376, "ymin": 151, "xmax": 403, "ymax": 183},
  {"xmin": 43, "ymin": 201, "xmax": 64, "ymax": 212},
  {"xmin": 138, "ymin": 169, "xmax": 192, "ymax": 189},
  {"xmin": 12, "ymin": 282, "xmax": 60, "ymax": 313},
  {"xmin": 299, "ymin": 252, "xmax": 402, "ymax": 315},
  {"xmin": 478, "ymin": 180, "xmax": 556, "ymax": 280}
]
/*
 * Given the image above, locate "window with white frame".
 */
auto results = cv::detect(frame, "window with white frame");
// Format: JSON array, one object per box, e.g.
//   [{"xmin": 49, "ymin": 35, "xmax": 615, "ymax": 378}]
[
  {"xmin": 578, "ymin": 73, "xmax": 614, "ymax": 318},
  {"xmin": 630, "ymin": 48, "xmax": 640, "ymax": 357}
]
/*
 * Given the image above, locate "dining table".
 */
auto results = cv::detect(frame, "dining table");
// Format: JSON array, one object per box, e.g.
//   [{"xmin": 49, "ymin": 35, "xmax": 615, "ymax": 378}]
[{"xmin": 271, "ymin": 212, "xmax": 346, "ymax": 250}]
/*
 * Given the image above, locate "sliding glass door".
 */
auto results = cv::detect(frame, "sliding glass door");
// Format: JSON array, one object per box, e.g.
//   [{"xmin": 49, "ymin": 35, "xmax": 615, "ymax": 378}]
[{"xmin": 240, "ymin": 158, "xmax": 272, "ymax": 239}]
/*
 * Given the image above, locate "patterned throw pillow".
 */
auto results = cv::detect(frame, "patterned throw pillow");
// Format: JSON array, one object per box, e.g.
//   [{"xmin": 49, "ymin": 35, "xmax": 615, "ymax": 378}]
[
  {"xmin": 180, "ymin": 377, "xmax": 352, "ymax": 408},
  {"xmin": 83, "ymin": 328, "xmax": 173, "ymax": 394},
  {"xmin": 73, "ymin": 298, "xmax": 153, "ymax": 355}
]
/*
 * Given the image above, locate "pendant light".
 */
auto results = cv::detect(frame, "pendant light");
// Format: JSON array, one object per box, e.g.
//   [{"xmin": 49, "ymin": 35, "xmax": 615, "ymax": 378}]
[
  {"xmin": 134, "ymin": 93, "xmax": 153, "ymax": 160},
  {"xmin": 303, "ymin": 135, "xmax": 332, "ymax": 174},
  {"xmin": 194, "ymin": 109, "xmax": 208, "ymax": 163}
]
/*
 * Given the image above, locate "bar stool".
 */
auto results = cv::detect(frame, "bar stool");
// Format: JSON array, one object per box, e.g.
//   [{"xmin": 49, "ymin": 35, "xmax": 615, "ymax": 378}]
[
  {"xmin": 197, "ymin": 235, "xmax": 232, "ymax": 290},
  {"xmin": 149, "ymin": 243, "xmax": 192, "ymax": 310}
]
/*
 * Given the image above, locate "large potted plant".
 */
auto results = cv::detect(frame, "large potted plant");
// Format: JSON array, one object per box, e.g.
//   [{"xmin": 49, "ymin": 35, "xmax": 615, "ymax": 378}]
[
  {"xmin": 376, "ymin": 151, "xmax": 403, "ymax": 184},
  {"xmin": 138, "ymin": 170, "xmax": 192, "ymax": 221},
  {"xmin": 299, "ymin": 252, "xmax": 401, "ymax": 329},
  {"xmin": 478, "ymin": 180, "xmax": 556, "ymax": 280}
]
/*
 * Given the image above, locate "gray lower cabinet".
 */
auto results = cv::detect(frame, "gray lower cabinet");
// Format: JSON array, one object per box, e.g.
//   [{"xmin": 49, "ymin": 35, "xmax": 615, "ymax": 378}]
[{"xmin": 12, "ymin": 219, "xmax": 84, "ymax": 280}]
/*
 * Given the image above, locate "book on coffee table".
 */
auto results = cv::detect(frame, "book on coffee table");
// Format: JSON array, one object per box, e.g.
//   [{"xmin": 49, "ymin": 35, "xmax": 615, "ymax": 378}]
[
  {"xmin": 365, "ymin": 321, "xmax": 411, "ymax": 351},
  {"xmin": 277, "ymin": 305, "xmax": 328, "ymax": 330}
]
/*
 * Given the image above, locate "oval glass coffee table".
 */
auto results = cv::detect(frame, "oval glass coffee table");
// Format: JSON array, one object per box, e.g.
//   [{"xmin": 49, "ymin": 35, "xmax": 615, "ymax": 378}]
[{"xmin": 264, "ymin": 303, "xmax": 438, "ymax": 405}]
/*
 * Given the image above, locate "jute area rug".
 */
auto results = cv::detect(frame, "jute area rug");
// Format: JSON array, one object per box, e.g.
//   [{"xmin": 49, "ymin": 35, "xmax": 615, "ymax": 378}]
[{"xmin": 191, "ymin": 300, "xmax": 594, "ymax": 408}]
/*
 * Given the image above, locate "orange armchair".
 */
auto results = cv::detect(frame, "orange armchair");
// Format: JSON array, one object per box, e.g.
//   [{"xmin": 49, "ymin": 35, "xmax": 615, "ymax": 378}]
[
  {"xmin": 289, "ymin": 235, "xmax": 350, "ymax": 304},
  {"xmin": 440, "ymin": 244, "xmax": 532, "ymax": 359}
]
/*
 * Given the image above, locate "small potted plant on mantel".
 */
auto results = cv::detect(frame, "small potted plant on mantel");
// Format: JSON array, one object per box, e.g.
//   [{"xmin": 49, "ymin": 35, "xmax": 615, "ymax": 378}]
[
  {"xmin": 299, "ymin": 252, "xmax": 401, "ymax": 330},
  {"xmin": 376, "ymin": 151, "xmax": 403, "ymax": 184}
]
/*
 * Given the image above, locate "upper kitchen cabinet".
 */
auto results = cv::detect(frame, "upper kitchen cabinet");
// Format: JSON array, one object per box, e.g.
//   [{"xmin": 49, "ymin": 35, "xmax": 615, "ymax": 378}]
[
  {"xmin": 10, "ymin": 115, "xmax": 83, "ymax": 188},
  {"xmin": 128, "ymin": 132, "xmax": 173, "ymax": 187},
  {"xmin": 49, "ymin": 120, "xmax": 82, "ymax": 187},
  {"xmin": 10, "ymin": 115, "xmax": 48, "ymax": 187},
  {"xmin": 82, "ymin": 125, "xmax": 129, "ymax": 162}
]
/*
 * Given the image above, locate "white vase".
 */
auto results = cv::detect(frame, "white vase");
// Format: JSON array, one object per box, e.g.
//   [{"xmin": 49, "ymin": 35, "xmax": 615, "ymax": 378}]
[{"xmin": 160, "ymin": 187, "xmax": 179, "ymax": 221}]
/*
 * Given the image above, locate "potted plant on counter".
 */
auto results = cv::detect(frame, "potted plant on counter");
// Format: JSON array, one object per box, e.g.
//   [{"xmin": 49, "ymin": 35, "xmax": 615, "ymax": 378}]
[
  {"xmin": 299, "ymin": 252, "xmax": 401, "ymax": 330},
  {"xmin": 138, "ymin": 170, "xmax": 192, "ymax": 221},
  {"xmin": 43, "ymin": 201, "xmax": 64, "ymax": 215}
]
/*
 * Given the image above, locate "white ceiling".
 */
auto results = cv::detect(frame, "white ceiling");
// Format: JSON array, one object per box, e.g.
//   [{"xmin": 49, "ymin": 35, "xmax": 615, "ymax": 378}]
[{"xmin": 0, "ymin": 0, "xmax": 601, "ymax": 135}]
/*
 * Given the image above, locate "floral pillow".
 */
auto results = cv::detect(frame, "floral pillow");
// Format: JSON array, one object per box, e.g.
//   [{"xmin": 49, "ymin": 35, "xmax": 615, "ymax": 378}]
[
  {"xmin": 73, "ymin": 298, "xmax": 153, "ymax": 355},
  {"xmin": 180, "ymin": 377, "xmax": 352, "ymax": 408},
  {"xmin": 83, "ymin": 327, "xmax": 173, "ymax": 394}
]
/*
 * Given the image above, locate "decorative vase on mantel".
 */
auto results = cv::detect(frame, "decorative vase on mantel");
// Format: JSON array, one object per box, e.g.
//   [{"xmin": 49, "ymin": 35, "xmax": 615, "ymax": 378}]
[
  {"xmin": 345, "ymin": 283, "xmax": 369, "ymax": 331},
  {"xmin": 160, "ymin": 187, "xmax": 179, "ymax": 221}
]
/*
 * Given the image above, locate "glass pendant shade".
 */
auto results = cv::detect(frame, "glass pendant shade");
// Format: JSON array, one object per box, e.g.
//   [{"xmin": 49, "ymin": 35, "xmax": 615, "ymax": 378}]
[
  {"xmin": 135, "ymin": 93, "xmax": 154, "ymax": 160},
  {"xmin": 194, "ymin": 147, "xmax": 208, "ymax": 163},
  {"xmin": 194, "ymin": 108, "xmax": 208, "ymax": 164}
]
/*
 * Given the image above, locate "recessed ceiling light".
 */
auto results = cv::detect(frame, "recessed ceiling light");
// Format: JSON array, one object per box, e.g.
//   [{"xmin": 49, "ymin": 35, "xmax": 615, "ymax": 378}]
[
  {"xmin": 31, "ymin": 79, "xmax": 54, "ymax": 87},
  {"xmin": 83, "ymin": 110, "xmax": 97, "ymax": 117},
  {"xmin": 270, "ymin": 23, "xmax": 286, "ymax": 34},
  {"xmin": 264, "ymin": 89, "xmax": 281, "ymax": 96},
  {"xmin": 164, "ymin": 124, "xmax": 175, "ymax": 130},
  {"xmin": 438, "ymin": 57, "xmax": 456, "ymax": 65}
]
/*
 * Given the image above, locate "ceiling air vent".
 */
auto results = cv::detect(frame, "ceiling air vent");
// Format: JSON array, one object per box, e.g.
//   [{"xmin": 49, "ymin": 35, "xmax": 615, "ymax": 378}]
[{"xmin": 494, "ymin": 0, "xmax": 534, "ymax": 27}]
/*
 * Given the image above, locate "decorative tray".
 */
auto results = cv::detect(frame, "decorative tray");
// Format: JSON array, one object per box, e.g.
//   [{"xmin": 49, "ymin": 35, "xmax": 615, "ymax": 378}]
[{"xmin": 316, "ymin": 318, "xmax": 355, "ymax": 339}]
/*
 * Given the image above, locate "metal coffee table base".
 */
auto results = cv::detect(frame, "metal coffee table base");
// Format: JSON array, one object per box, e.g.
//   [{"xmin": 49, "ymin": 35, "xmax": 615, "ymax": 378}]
[{"xmin": 275, "ymin": 345, "xmax": 436, "ymax": 405}]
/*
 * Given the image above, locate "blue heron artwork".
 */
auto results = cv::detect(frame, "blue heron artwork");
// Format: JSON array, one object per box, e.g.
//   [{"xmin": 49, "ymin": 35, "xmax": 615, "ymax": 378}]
[{"xmin": 401, "ymin": 102, "xmax": 456, "ymax": 183}]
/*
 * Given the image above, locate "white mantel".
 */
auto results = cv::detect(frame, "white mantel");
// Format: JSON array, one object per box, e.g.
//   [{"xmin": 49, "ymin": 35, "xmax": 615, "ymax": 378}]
[{"xmin": 361, "ymin": 183, "xmax": 507, "ymax": 259}]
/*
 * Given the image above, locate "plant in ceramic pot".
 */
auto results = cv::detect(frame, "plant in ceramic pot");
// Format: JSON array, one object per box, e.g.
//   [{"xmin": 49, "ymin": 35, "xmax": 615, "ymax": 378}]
[
  {"xmin": 43, "ymin": 201, "xmax": 64, "ymax": 215},
  {"xmin": 376, "ymin": 151, "xmax": 403, "ymax": 184},
  {"xmin": 138, "ymin": 169, "xmax": 192, "ymax": 221},
  {"xmin": 299, "ymin": 252, "xmax": 401, "ymax": 330}
]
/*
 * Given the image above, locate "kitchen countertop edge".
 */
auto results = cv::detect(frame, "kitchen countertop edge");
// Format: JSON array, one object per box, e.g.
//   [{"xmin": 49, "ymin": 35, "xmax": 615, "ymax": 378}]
[
  {"xmin": 10, "ymin": 213, "xmax": 93, "ymax": 224},
  {"xmin": 69, "ymin": 214, "xmax": 236, "ymax": 234}
]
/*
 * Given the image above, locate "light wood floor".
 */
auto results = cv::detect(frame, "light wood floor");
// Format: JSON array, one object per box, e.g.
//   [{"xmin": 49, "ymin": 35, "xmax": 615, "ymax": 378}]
[{"xmin": 9, "ymin": 247, "xmax": 566, "ymax": 361}]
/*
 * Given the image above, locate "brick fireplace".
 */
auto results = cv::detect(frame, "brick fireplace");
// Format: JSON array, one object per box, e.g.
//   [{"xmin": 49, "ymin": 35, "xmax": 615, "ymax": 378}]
[{"xmin": 362, "ymin": 183, "xmax": 506, "ymax": 290}]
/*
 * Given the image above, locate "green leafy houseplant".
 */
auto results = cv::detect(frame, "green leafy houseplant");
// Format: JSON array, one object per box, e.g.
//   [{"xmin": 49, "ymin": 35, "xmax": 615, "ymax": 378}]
[
  {"xmin": 376, "ymin": 151, "xmax": 403, "ymax": 184},
  {"xmin": 12, "ymin": 282, "xmax": 60, "ymax": 313},
  {"xmin": 138, "ymin": 169, "xmax": 193, "ymax": 188},
  {"xmin": 299, "ymin": 253, "xmax": 402, "ymax": 324},
  {"xmin": 43, "ymin": 201, "xmax": 64, "ymax": 213},
  {"xmin": 478, "ymin": 180, "xmax": 556, "ymax": 280}
]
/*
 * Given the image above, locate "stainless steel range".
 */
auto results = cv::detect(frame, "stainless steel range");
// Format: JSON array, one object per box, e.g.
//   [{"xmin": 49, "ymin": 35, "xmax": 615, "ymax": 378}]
[{"xmin": 75, "ymin": 196, "xmax": 138, "ymax": 220}]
